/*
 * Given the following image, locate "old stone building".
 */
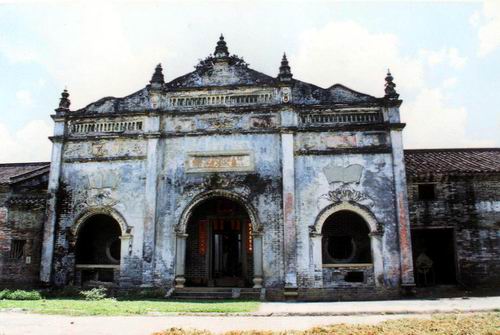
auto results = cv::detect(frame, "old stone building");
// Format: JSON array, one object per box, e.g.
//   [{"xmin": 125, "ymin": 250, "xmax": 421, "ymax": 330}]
[
  {"xmin": 0, "ymin": 163, "xmax": 49, "ymax": 286},
  {"xmin": 0, "ymin": 36, "xmax": 498, "ymax": 299},
  {"xmin": 405, "ymin": 149, "xmax": 500, "ymax": 288}
]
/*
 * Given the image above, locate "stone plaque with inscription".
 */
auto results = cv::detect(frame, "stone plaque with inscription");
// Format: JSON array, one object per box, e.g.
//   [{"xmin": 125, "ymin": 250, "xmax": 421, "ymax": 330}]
[{"xmin": 186, "ymin": 151, "xmax": 254, "ymax": 173}]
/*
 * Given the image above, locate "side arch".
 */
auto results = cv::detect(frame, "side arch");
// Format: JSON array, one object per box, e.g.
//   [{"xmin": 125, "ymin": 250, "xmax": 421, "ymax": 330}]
[
  {"xmin": 310, "ymin": 201, "xmax": 384, "ymax": 287},
  {"xmin": 312, "ymin": 201, "xmax": 381, "ymax": 236},
  {"xmin": 72, "ymin": 207, "xmax": 130, "ymax": 238},
  {"xmin": 176, "ymin": 189, "xmax": 262, "ymax": 234}
]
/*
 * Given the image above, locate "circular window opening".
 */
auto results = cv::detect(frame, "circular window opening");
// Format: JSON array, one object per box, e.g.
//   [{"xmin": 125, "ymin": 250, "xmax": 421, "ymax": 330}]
[
  {"xmin": 106, "ymin": 238, "xmax": 121, "ymax": 264},
  {"xmin": 327, "ymin": 236, "xmax": 356, "ymax": 262}
]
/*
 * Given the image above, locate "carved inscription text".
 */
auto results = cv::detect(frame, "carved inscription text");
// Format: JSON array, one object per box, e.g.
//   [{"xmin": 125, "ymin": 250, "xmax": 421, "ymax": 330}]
[{"xmin": 186, "ymin": 152, "xmax": 254, "ymax": 173}]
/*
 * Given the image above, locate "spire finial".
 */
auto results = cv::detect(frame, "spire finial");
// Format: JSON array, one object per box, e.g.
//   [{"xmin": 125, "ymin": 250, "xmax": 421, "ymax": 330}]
[
  {"xmin": 278, "ymin": 52, "xmax": 293, "ymax": 82},
  {"xmin": 57, "ymin": 88, "xmax": 70, "ymax": 111},
  {"xmin": 150, "ymin": 63, "xmax": 165, "ymax": 87},
  {"xmin": 214, "ymin": 34, "xmax": 229, "ymax": 58},
  {"xmin": 384, "ymin": 69, "xmax": 399, "ymax": 99}
]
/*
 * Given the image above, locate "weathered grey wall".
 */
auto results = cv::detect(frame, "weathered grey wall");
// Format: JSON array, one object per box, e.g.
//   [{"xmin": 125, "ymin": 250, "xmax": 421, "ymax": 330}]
[
  {"xmin": 408, "ymin": 175, "xmax": 500, "ymax": 287},
  {"xmin": 52, "ymin": 154, "xmax": 148, "ymax": 286},
  {"xmin": 294, "ymin": 146, "xmax": 401, "ymax": 288},
  {"xmin": 154, "ymin": 132, "xmax": 284, "ymax": 287}
]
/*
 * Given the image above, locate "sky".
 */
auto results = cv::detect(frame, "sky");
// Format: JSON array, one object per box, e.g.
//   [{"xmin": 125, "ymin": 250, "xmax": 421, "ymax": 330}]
[{"xmin": 0, "ymin": 0, "xmax": 499, "ymax": 163}]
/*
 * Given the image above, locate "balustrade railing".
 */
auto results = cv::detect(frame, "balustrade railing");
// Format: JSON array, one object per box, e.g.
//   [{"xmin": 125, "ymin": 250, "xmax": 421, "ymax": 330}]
[
  {"xmin": 71, "ymin": 120, "xmax": 143, "ymax": 134},
  {"xmin": 300, "ymin": 111, "xmax": 383, "ymax": 126}
]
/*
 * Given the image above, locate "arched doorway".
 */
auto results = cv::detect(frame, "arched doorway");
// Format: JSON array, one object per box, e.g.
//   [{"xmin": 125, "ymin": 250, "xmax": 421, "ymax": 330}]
[
  {"xmin": 184, "ymin": 196, "xmax": 254, "ymax": 287},
  {"xmin": 74, "ymin": 214, "xmax": 122, "ymax": 285}
]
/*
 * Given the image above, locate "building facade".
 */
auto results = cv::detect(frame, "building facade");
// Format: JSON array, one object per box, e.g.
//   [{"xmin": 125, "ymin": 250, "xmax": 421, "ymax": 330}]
[{"xmin": 0, "ymin": 37, "xmax": 498, "ymax": 300}]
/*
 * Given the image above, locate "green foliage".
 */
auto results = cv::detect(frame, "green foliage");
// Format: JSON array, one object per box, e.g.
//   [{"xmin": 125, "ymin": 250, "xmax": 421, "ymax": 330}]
[
  {"xmin": 0, "ymin": 298, "xmax": 259, "ymax": 316},
  {"xmin": 0, "ymin": 289, "xmax": 42, "ymax": 300},
  {"xmin": 79, "ymin": 287, "xmax": 108, "ymax": 301}
]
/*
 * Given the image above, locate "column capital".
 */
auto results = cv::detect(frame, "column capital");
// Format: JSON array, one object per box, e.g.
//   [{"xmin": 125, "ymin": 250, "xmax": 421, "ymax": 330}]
[{"xmin": 119, "ymin": 234, "xmax": 133, "ymax": 240}]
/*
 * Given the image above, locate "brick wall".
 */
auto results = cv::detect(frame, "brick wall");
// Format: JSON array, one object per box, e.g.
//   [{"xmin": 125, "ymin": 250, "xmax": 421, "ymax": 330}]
[
  {"xmin": 0, "ymin": 190, "xmax": 46, "ymax": 287},
  {"xmin": 408, "ymin": 173, "xmax": 500, "ymax": 287}
]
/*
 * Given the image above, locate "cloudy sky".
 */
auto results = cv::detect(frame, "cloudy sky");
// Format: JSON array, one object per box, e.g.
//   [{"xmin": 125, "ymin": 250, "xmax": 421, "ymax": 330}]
[{"xmin": 0, "ymin": 0, "xmax": 499, "ymax": 162}]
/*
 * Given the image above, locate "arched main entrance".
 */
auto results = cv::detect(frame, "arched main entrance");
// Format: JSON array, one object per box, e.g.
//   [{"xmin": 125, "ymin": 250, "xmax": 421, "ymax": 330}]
[
  {"xmin": 184, "ymin": 197, "xmax": 254, "ymax": 287},
  {"xmin": 74, "ymin": 214, "xmax": 122, "ymax": 285}
]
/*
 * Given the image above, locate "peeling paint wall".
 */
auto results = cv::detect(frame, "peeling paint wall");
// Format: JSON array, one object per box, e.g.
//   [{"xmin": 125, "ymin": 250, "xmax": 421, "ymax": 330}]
[
  {"xmin": 52, "ymin": 158, "xmax": 148, "ymax": 286},
  {"xmin": 408, "ymin": 175, "xmax": 500, "ymax": 287},
  {"xmin": 294, "ymin": 144, "xmax": 402, "ymax": 289},
  {"xmin": 36, "ymin": 46, "xmax": 417, "ymax": 298},
  {"xmin": 155, "ymin": 131, "xmax": 284, "ymax": 287}
]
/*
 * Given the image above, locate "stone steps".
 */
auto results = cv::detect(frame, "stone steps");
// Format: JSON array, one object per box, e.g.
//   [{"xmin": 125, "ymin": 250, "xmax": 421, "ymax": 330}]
[{"xmin": 171, "ymin": 287, "xmax": 262, "ymax": 300}]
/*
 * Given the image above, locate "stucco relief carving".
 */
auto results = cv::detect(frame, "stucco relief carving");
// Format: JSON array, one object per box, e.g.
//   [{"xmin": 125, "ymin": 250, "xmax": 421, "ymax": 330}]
[
  {"xmin": 173, "ymin": 118, "xmax": 195, "ymax": 132},
  {"xmin": 63, "ymin": 141, "xmax": 146, "ymax": 161},
  {"xmin": 296, "ymin": 132, "xmax": 388, "ymax": 151},
  {"xmin": 91, "ymin": 143, "xmax": 108, "ymax": 157},
  {"xmin": 250, "ymin": 115, "xmax": 276, "ymax": 128},
  {"xmin": 206, "ymin": 175, "xmax": 251, "ymax": 196},
  {"xmin": 320, "ymin": 164, "xmax": 374, "ymax": 208},
  {"xmin": 320, "ymin": 185, "xmax": 372, "ymax": 205},
  {"xmin": 72, "ymin": 172, "xmax": 119, "ymax": 213},
  {"xmin": 281, "ymin": 87, "xmax": 291, "ymax": 103},
  {"xmin": 64, "ymin": 143, "xmax": 85, "ymax": 158},
  {"xmin": 200, "ymin": 117, "xmax": 238, "ymax": 130},
  {"xmin": 325, "ymin": 134, "xmax": 357, "ymax": 148}
]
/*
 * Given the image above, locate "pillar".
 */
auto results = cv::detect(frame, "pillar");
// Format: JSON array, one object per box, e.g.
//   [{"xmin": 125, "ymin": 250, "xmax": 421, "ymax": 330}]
[
  {"xmin": 281, "ymin": 131, "xmax": 297, "ymax": 288},
  {"xmin": 310, "ymin": 232, "xmax": 323, "ymax": 287},
  {"xmin": 370, "ymin": 232, "xmax": 384, "ymax": 286},
  {"xmin": 390, "ymin": 129, "xmax": 415, "ymax": 286},
  {"xmin": 142, "ymin": 114, "xmax": 160, "ymax": 285},
  {"xmin": 174, "ymin": 233, "xmax": 188, "ymax": 288},
  {"xmin": 40, "ymin": 116, "xmax": 65, "ymax": 283},
  {"xmin": 252, "ymin": 232, "xmax": 264, "ymax": 288},
  {"xmin": 119, "ymin": 234, "xmax": 132, "ymax": 285}
]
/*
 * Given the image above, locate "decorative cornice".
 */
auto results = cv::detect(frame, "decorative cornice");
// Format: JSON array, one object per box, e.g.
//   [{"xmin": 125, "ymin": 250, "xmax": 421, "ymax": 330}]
[
  {"xmin": 63, "ymin": 156, "xmax": 146, "ymax": 163},
  {"xmin": 296, "ymin": 146, "xmax": 392, "ymax": 156}
]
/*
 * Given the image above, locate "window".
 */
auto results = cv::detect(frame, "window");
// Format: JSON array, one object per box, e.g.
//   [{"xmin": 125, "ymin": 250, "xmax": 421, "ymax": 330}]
[
  {"xmin": 418, "ymin": 183, "xmax": 436, "ymax": 201},
  {"xmin": 321, "ymin": 211, "xmax": 372, "ymax": 264},
  {"xmin": 327, "ymin": 236, "xmax": 355, "ymax": 261},
  {"xmin": 9, "ymin": 240, "xmax": 26, "ymax": 260}
]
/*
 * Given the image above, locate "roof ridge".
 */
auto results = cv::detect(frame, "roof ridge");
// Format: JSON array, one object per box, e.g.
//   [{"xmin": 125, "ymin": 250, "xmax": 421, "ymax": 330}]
[
  {"xmin": 9, "ymin": 164, "xmax": 50, "ymax": 183},
  {"xmin": 404, "ymin": 148, "xmax": 500, "ymax": 153},
  {"xmin": 0, "ymin": 162, "xmax": 50, "ymax": 167}
]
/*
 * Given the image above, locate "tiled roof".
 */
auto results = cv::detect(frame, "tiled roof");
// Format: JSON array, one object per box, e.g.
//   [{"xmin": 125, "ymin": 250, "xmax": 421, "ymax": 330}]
[
  {"xmin": 0, "ymin": 162, "xmax": 50, "ymax": 184},
  {"xmin": 404, "ymin": 148, "xmax": 500, "ymax": 176}
]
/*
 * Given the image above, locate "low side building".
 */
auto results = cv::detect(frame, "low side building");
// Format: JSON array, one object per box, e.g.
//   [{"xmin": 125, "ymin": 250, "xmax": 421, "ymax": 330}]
[
  {"xmin": 0, "ymin": 163, "xmax": 49, "ymax": 287},
  {"xmin": 406, "ymin": 148, "xmax": 500, "ymax": 289}
]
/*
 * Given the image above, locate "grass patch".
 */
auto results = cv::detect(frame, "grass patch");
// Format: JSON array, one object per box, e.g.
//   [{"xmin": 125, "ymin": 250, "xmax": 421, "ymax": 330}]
[
  {"xmin": 0, "ymin": 289, "xmax": 42, "ymax": 300},
  {"xmin": 152, "ymin": 313, "xmax": 500, "ymax": 335},
  {"xmin": 0, "ymin": 298, "xmax": 259, "ymax": 316}
]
